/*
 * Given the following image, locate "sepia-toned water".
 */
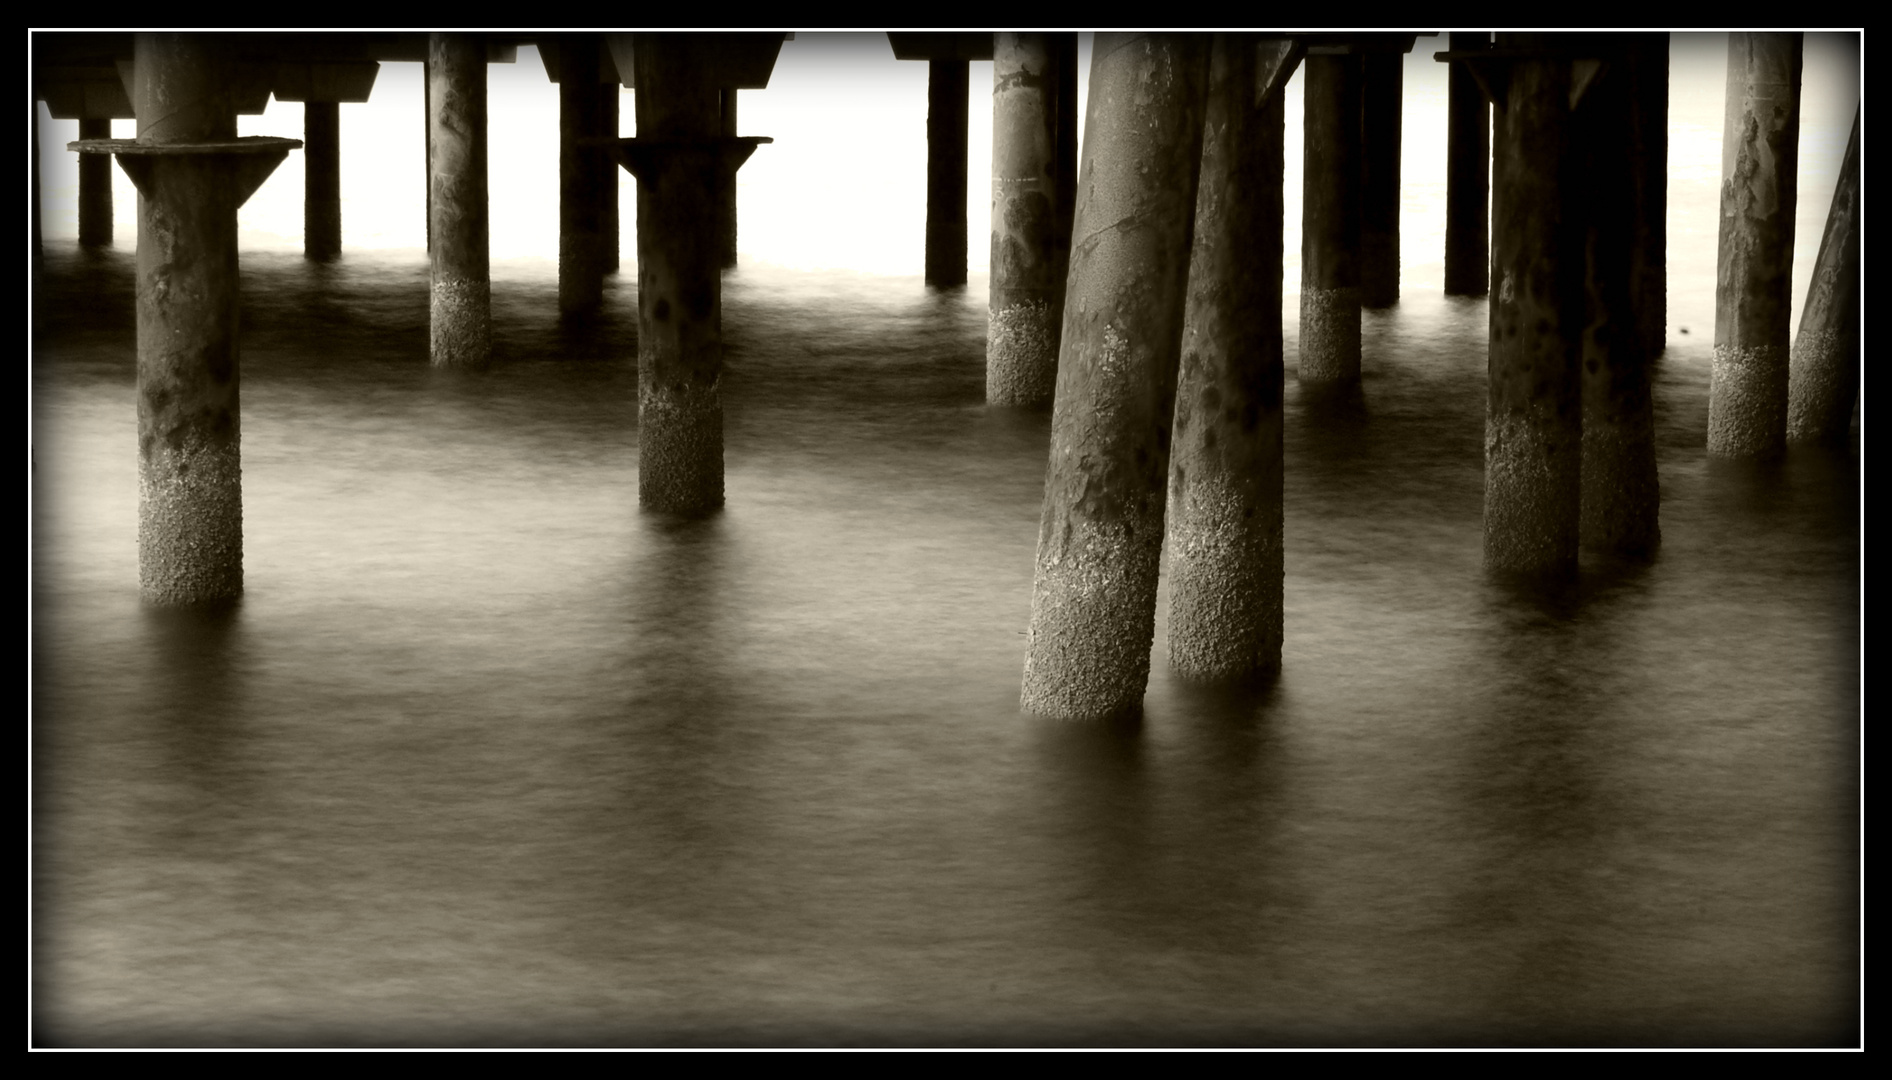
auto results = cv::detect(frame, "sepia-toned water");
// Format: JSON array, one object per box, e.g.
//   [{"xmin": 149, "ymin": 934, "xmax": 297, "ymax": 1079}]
[{"xmin": 31, "ymin": 34, "xmax": 1859, "ymax": 1047}]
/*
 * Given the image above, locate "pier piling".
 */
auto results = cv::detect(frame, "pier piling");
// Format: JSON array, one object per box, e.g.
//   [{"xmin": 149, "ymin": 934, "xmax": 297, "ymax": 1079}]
[
  {"xmin": 1707, "ymin": 33, "xmax": 1802, "ymax": 458},
  {"xmin": 1020, "ymin": 32, "xmax": 1209, "ymax": 719}
]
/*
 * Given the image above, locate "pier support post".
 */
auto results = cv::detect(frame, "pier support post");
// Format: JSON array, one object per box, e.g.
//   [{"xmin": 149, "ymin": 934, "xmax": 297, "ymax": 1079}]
[
  {"xmin": 1630, "ymin": 33, "xmax": 1668, "ymax": 358},
  {"xmin": 602, "ymin": 81, "xmax": 620, "ymax": 270},
  {"xmin": 559, "ymin": 33, "xmax": 606, "ymax": 318},
  {"xmin": 1787, "ymin": 106, "xmax": 1860, "ymax": 446},
  {"xmin": 77, "ymin": 117, "xmax": 113, "ymax": 245},
  {"xmin": 1448, "ymin": 36, "xmax": 1590, "ymax": 576},
  {"xmin": 1708, "ymin": 32, "xmax": 1801, "ymax": 458},
  {"xmin": 1166, "ymin": 35, "xmax": 1292, "ymax": 680},
  {"xmin": 1579, "ymin": 40, "xmax": 1660, "ymax": 555},
  {"xmin": 273, "ymin": 60, "xmax": 378, "ymax": 262},
  {"xmin": 926, "ymin": 58, "xmax": 970, "ymax": 287},
  {"xmin": 303, "ymin": 101, "xmax": 340, "ymax": 260},
  {"xmin": 1299, "ymin": 51, "xmax": 1362, "ymax": 382},
  {"xmin": 986, "ymin": 32, "xmax": 1071, "ymax": 407},
  {"xmin": 716, "ymin": 88, "xmax": 739, "ymax": 267},
  {"xmin": 1444, "ymin": 32, "xmax": 1489, "ymax": 296},
  {"xmin": 612, "ymin": 34, "xmax": 771, "ymax": 515},
  {"xmin": 1359, "ymin": 50, "xmax": 1403, "ymax": 308},
  {"xmin": 1020, "ymin": 33, "xmax": 1208, "ymax": 719},
  {"xmin": 429, "ymin": 33, "xmax": 491, "ymax": 367},
  {"xmin": 71, "ymin": 33, "xmax": 297, "ymax": 603}
]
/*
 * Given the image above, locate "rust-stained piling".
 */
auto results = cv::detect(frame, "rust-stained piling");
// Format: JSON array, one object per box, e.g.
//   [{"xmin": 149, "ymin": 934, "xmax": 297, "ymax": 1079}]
[
  {"xmin": 1444, "ymin": 32, "xmax": 1488, "ymax": 296},
  {"xmin": 1020, "ymin": 32, "xmax": 1208, "ymax": 719},
  {"xmin": 926, "ymin": 58, "xmax": 970, "ymax": 287},
  {"xmin": 429, "ymin": 34, "xmax": 491, "ymax": 366},
  {"xmin": 77, "ymin": 117, "xmax": 113, "ymax": 245},
  {"xmin": 1788, "ymin": 106, "xmax": 1860, "ymax": 446},
  {"xmin": 72, "ymin": 33, "xmax": 296, "ymax": 602},
  {"xmin": 1166, "ymin": 35, "xmax": 1289, "ymax": 680},
  {"xmin": 1708, "ymin": 32, "xmax": 1801, "ymax": 458},
  {"xmin": 986, "ymin": 32, "xmax": 1071, "ymax": 407},
  {"xmin": 1299, "ymin": 52, "xmax": 1362, "ymax": 382},
  {"xmin": 1476, "ymin": 36, "xmax": 1586, "ymax": 576},
  {"xmin": 558, "ymin": 33, "xmax": 606, "ymax": 318},
  {"xmin": 1580, "ymin": 39, "xmax": 1660, "ymax": 555},
  {"xmin": 1359, "ymin": 51, "xmax": 1403, "ymax": 308},
  {"xmin": 614, "ymin": 34, "xmax": 771, "ymax": 515}
]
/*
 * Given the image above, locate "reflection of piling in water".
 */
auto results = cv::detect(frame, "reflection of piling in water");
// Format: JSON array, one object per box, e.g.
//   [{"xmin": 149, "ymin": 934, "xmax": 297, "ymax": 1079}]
[
  {"xmin": 985, "ymin": 32, "xmax": 1076, "ymax": 408},
  {"xmin": 1580, "ymin": 37, "xmax": 1661, "ymax": 556},
  {"xmin": 1165, "ymin": 35, "xmax": 1290, "ymax": 681},
  {"xmin": 1299, "ymin": 51, "xmax": 1362, "ymax": 382},
  {"xmin": 70, "ymin": 32, "xmax": 297, "ymax": 603},
  {"xmin": 1708, "ymin": 32, "xmax": 1801, "ymax": 459},
  {"xmin": 1787, "ymin": 107, "xmax": 1859, "ymax": 447},
  {"xmin": 428, "ymin": 33, "xmax": 493, "ymax": 368},
  {"xmin": 1020, "ymin": 32, "xmax": 1207, "ymax": 720}
]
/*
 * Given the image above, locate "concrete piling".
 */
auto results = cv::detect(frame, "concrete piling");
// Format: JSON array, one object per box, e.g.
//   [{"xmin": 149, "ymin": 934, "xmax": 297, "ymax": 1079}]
[
  {"xmin": 428, "ymin": 33, "xmax": 492, "ymax": 367},
  {"xmin": 717, "ymin": 88, "xmax": 738, "ymax": 267},
  {"xmin": 602, "ymin": 81, "xmax": 620, "ymax": 270},
  {"xmin": 1707, "ymin": 32, "xmax": 1801, "ymax": 458},
  {"xmin": 926, "ymin": 58, "xmax": 970, "ymax": 287},
  {"xmin": 1019, "ymin": 32, "xmax": 1208, "ymax": 719},
  {"xmin": 1299, "ymin": 52, "xmax": 1363, "ymax": 382},
  {"xmin": 1579, "ymin": 39, "xmax": 1660, "ymax": 555},
  {"xmin": 303, "ymin": 101, "xmax": 340, "ymax": 260},
  {"xmin": 71, "ymin": 32, "xmax": 297, "ymax": 603},
  {"xmin": 986, "ymin": 32, "xmax": 1068, "ymax": 407},
  {"xmin": 1787, "ymin": 106, "xmax": 1860, "ymax": 446},
  {"xmin": 1165, "ymin": 35, "xmax": 1288, "ymax": 681},
  {"xmin": 77, "ymin": 117, "xmax": 113, "ymax": 245},
  {"xmin": 1444, "ymin": 32, "xmax": 1489, "ymax": 297},
  {"xmin": 558, "ymin": 33, "xmax": 606, "ymax": 318},
  {"xmin": 1629, "ymin": 33, "xmax": 1668, "ymax": 358},
  {"xmin": 615, "ymin": 34, "xmax": 771, "ymax": 515},
  {"xmin": 1359, "ymin": 50, "xmax": 1403, "ymax": 308},
  {"xmin": 1478, "ymin": 36, "xmax": 1586, "ymax": 576}
]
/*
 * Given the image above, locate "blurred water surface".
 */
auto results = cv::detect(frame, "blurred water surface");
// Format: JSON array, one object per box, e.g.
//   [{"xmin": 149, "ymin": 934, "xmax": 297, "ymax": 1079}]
[{"xmin": 30, "ymin": 242, "xmax": 1858, "ymax": 1046}]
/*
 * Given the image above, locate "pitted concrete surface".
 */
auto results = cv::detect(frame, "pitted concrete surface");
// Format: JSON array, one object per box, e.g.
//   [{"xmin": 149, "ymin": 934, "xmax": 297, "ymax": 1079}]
[
  {"xmin": 1708, "ymin": 342, "xmax": 1787, "ymax": 457},
  {"xmin": 430, "ymin": 276, "xmax": 491, "ymax": 368},
  {"xmin": 1166, "ymin": 473, "xmax": 1282, "ymax": 679},
  {"xmin": 1581, "ymin": 421, "xmax": 1661, "ymax": 554},
  {"xmin": 987, "ymin": 300, "xmax": 1057, "ymax": 407},
  {"xmin": 1020, "ymin": 509, "xmax": 1164, "ymax": 719},
  {"xmin": 639, "ymin": 383, "xmax": 724, "ymax": 515},
  {"xmin": 140, "ymin": 432, "xmax": 243, "ymax": 603},
  {"xmin": 1485, "ymin": 411, "xmax": 1580, "ymax": 574},
  {"xmin": 1787, "ymin": 330, "xmax": 1849, "ymax": 444},
  {"xmin": 1299, "ymin": 286, "xmax": 1361, "ymax": 382}
]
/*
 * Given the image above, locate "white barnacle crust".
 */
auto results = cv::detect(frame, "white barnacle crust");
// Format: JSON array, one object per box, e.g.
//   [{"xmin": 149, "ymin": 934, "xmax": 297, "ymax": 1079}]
[
  {"xmin": 1164, "ymin": 472, "xmax": 1282, "ymax": 679},
  {"xmin": 1484, "ymin": 410, "xmax": 1579, "ymax": 574},
  {"xmin": 638, "ymin": 378, "xmax": 724, "ymax": 514},
  {"xmin": 987, "ymin": 299, "xmax": 1058, "ymax": 406},
  {"xmin": 140, "ymin": 427, "xmax": 243, "ymax": 603},
  {"xmin": 430, "ymin": 276, "xmax": 492, "ymax": 368},
  {"xmin": 1707, "ymin": 342, "xmax": 1787, "ymax": 456},
  {"xmin": 1298, "ymin": 286, "xmax": 1361, "ymax": 382}
]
